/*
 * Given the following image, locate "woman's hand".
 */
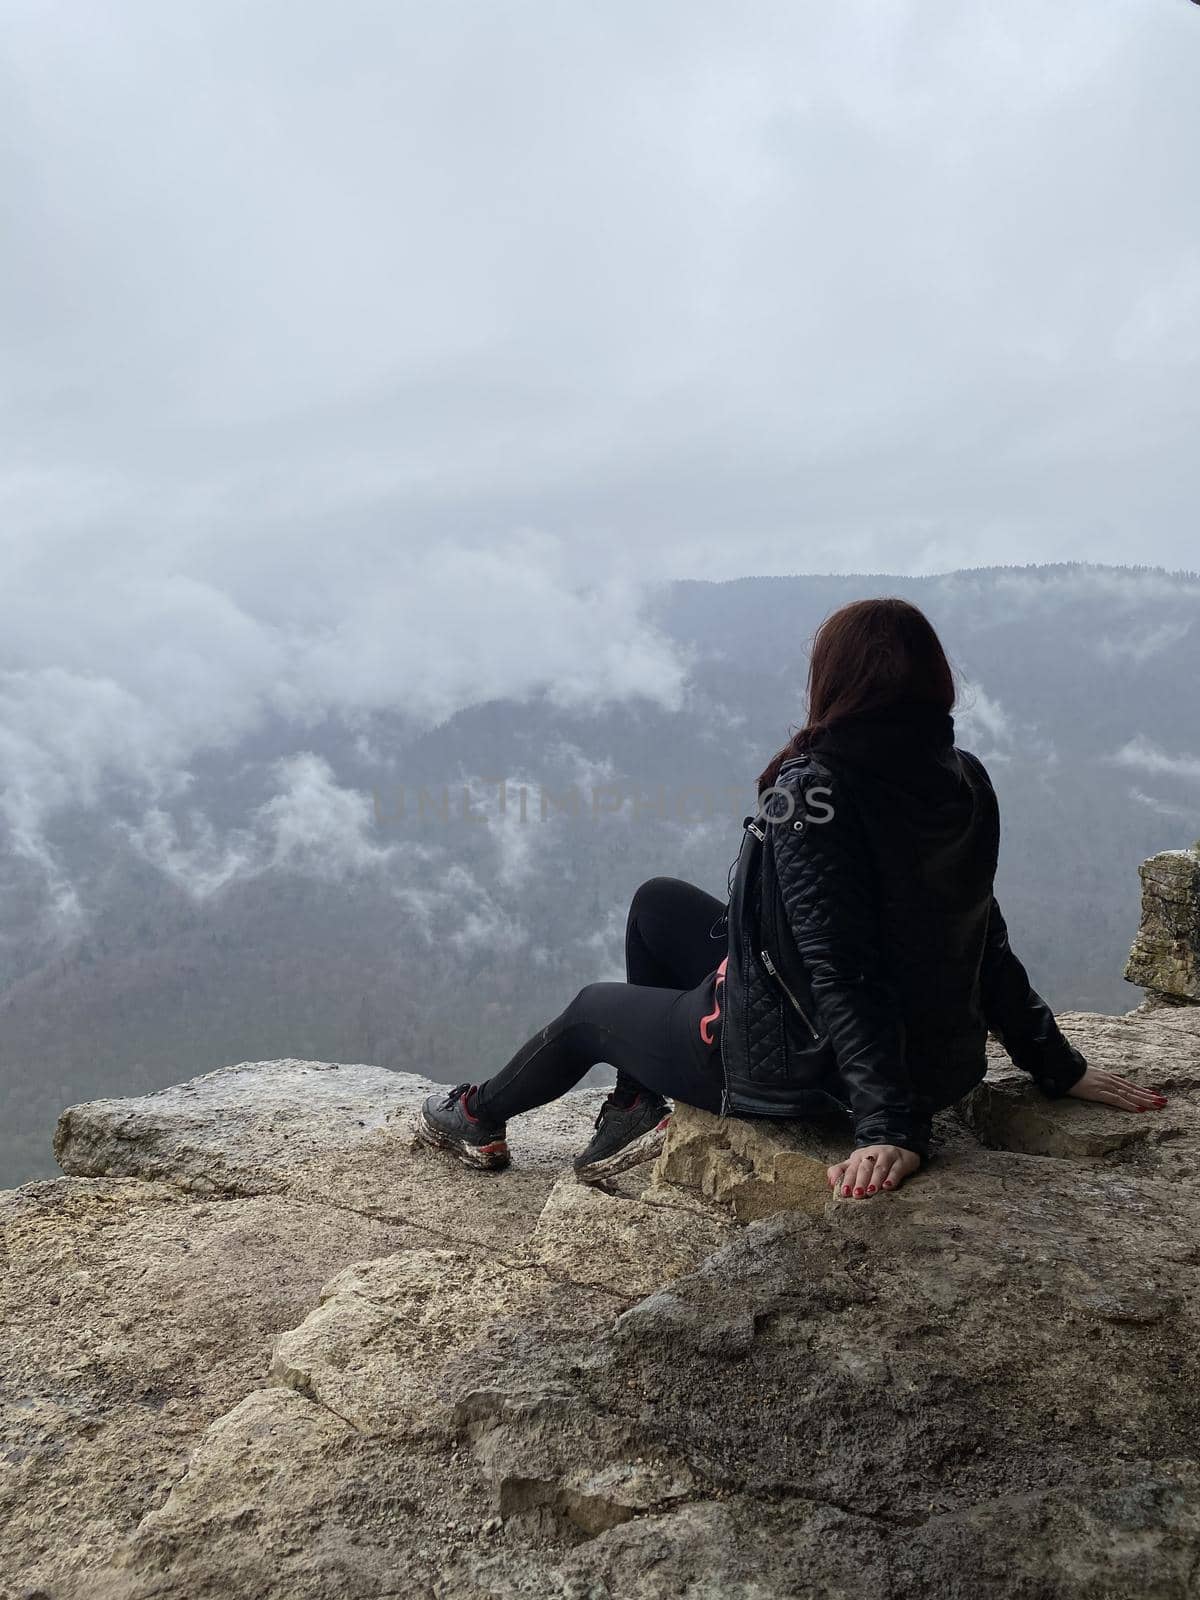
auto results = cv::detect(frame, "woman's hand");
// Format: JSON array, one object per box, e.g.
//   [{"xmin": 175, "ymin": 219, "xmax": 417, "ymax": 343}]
[
  {"xmin": 827, "ymin": 1144, "xmax": 921, "ymax": 1199},
  {"xmin": 1066, "ymin": 1066, "xmax": 1167, "ymax": 1112}
]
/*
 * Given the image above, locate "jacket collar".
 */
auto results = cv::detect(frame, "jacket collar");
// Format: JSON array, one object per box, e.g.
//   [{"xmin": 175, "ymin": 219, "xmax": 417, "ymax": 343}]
[{"xmin": 804, "ymin": 699, "xmax": 958, "ymax": 789}]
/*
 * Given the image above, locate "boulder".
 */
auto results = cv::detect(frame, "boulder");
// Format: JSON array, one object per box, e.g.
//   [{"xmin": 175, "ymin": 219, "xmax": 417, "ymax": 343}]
[
  {"xmin": 1124, "ymin": 844, "xmax": 1200, "ymax": 1002},
  {"xmin": 650, "ymin": 1101, "xmax": 849, "ymax": 1220},
  {"xmin": 52, "ymin": 1057, "xmax": 436, "ymax": 1193}
]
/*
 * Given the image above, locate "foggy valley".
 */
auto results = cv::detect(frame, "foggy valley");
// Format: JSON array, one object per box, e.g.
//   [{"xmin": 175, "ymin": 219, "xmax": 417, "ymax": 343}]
[{"xmin": 2, "ymin": 561, "xmax": 1196, "ymax": 1186}]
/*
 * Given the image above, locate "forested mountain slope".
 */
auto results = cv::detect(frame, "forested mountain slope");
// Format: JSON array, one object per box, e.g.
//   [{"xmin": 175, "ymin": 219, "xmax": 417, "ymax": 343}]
[{"xmin": 2, "ymin": 562, "xmax": 1196, "ymax": 1185}]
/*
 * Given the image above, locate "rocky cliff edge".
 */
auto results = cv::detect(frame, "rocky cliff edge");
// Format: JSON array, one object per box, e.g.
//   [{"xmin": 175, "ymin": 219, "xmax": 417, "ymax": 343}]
[{"xmin": 2, "ymin": 992, "xmax": 1199, "ymax": 1600}]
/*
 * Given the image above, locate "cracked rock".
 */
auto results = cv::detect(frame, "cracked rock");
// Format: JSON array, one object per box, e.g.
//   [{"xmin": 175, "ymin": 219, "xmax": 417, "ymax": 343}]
[{"xmin": 5, "ymin": 991, "xmax": 1200, "ymax": 1599}]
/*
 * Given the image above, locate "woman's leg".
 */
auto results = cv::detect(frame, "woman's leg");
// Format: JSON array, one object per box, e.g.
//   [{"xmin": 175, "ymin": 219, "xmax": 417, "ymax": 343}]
[
  {"xmin": 624, "ymin": 876, "xmax": 728, "ymax": 989},
  {"xmin": 474, "ymin": 977, "xmax": 723, "ymax": 1124},
  {"xmin": 615, "ymin": 876, "xmax": 726, "ymax": 1100},
  {"xmin": 416, "ymin": 879, "xmax": 728, "ymax": 1171}
]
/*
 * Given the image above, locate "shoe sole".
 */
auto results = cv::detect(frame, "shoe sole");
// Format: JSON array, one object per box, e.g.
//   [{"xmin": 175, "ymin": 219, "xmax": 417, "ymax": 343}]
[
  {"xmin": 414, "ymin": 1105, "xmax": 511, "ymax": 1171},
  {"xmin": 573, "ymin": 1116, "xmax": 671, "ymax": 1186}
]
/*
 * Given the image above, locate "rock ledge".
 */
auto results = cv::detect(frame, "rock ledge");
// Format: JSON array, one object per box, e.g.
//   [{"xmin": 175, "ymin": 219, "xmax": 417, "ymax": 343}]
[{"xmin": 4, "ymin": 1001, "xmax": 1200, "ymax": 1599}]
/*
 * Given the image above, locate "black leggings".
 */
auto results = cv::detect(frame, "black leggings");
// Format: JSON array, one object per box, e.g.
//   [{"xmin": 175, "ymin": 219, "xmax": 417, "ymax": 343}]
[{"xmin": 474, "ymin": 877, "xmax": 729, "ymax": 1122}]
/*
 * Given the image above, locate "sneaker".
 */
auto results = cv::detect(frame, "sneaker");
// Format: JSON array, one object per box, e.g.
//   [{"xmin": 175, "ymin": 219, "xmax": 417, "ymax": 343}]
[
  {"xmin": 572, "ymin": 1091, "xmax": 671, "ymax": 1185},
  {"xmin": 415, "ymin": 1083, "xmax": 510, "ymax": 1171}
]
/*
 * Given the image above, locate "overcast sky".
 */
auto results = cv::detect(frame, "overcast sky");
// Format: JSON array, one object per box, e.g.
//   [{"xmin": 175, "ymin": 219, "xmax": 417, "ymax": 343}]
[
  {"xmin": 2, "ymin": 1, "xmax": 1199, "ymax": 905},
  {"xmin": 5, "ymin": 0, "xmax": 1199, "ymax": 573}
]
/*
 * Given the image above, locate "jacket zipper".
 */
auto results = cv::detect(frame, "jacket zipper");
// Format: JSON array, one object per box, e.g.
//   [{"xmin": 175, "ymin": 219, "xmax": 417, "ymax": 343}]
[
  {"xmin": 719, "ymin": 816, "xmax": 764, "ymax": 1118},
  {"xmin": 759, "ymin": 946, "xmax": 822, "ymax": 1041},
  {"xmin": 717, "ymin": 950, "xmax": 733, "ymax": 1116}
]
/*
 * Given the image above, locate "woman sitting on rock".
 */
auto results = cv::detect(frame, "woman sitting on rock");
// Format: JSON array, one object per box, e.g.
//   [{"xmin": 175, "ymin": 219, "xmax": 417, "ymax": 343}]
[{"xmin": 417, "ymin": 597, "xmax": 1165, "ymax": 1193}]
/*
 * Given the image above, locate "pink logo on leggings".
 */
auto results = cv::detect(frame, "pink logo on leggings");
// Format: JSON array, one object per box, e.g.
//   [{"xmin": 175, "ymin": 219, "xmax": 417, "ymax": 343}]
[{"xmin": 699, "ymin": 956, "xmax": 727, "ymax": 1045}]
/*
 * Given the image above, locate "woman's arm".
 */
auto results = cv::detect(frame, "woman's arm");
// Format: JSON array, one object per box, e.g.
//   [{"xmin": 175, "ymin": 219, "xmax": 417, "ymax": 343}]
[
  {"xmin": 961, "ymin": 748, "xmax": 1165, "ymax": 1114},
  {"xmin": 766, "ymin": 769, "xmax": 930, "ymax": 1162},
  {"xmin": 982, "ymin": 895, "xmax": 1167, "ymax": 1113},
  {"xmin": 978, "ymin": 894, "xmax": 1088, "ymax": 1094}
]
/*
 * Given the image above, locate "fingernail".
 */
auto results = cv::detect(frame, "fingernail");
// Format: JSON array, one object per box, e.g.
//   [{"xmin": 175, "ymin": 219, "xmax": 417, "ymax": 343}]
[
  {"xmin": 842, "ymin": 1185, "xmax": 851, "ymax": 1196},
  {"xmin": 867, "ymin": 1185, "xmax": 876, "ymax": 1193},
  {"xmin": 883, "ymin": 1181, "xmax": 894, "ymax": 1189},
  {"xmin": 853, "ymin": 1187, "xmax": 864, "ymax": 1196}
]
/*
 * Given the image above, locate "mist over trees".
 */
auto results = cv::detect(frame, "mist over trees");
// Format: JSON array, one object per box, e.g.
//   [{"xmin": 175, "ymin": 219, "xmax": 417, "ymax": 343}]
[{"xmin": 2, "ymin": 561, "xmax": 1198, "ymax": 1186}]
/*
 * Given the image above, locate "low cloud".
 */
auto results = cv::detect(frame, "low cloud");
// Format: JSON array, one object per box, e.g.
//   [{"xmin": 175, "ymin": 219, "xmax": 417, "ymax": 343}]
[
  {"xmin": 1095, "ymin": 619, "xmax": 1193, "ymax": 665},
  {"xmin": 1106, "ymin": 735, "xmax": 1200, "ymax": 783},
  {"xmin": 1, "ymin": 532, "xmax": 686, "ymax": 933},
  {"xmin": 122, "ymin": 752, "xmax": 536, "ymax": 956},
  {"xmin": 1129, "ymin": 788, "xmax": 1199, "ymax": 824},
  {"xmin": 956, "ymin": 681, "xmax": 1011, "ymax": 749},
  {"xmin": 122, "ymin": 754, "xmax": 404, "ymax": 896}
]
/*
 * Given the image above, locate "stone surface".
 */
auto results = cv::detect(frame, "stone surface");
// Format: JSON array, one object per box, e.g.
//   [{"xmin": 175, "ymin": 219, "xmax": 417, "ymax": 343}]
[
  {"xmin": 1, "ymin": 1060, "xmax": 601, "ymax": 1599},
  {"xmin": 651, "ymin": 1101, "xmax": 850, "ymax": 1221},
  {"xmin": 964, "ymin": 1005, "xmax": 1200, "ymax": 1177},
  {"xmin": 52, "ymin": 1057, "xmax": 437, "ymax": 1193},
  {"xmin": 1124, "ymin": 845, "xmax": 1200, "ymax": 1002},
  {"xmin": 5, "ymin": 1000, "xmax": 1200, "ymax": 1599},
  {"xmin": 529, "ymin": 1170, "xmax": 731, "ymax": 1299}
]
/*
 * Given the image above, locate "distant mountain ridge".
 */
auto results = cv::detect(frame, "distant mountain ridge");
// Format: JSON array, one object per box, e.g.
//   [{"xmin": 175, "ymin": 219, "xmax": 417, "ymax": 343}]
[{"xmin": 2, "ymin": 561, "xmax": 1197, "ymax": 1185}]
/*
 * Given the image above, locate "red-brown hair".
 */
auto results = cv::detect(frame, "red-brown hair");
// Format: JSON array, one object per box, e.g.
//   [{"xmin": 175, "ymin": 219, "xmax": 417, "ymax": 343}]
[{"xmin": 757, "ymin": 597, "xmax": 956, "ymax": 794}]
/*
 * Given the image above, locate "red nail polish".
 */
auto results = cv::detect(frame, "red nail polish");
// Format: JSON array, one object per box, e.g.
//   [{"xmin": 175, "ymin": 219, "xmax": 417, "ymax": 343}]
[
  {"xmin": 867, "ymin": 1185, "xmax": 876, "ymax": 1194},
  {"xmin": 853, "ymin": 1187, "xmax": 864, "ymax": 1196}
]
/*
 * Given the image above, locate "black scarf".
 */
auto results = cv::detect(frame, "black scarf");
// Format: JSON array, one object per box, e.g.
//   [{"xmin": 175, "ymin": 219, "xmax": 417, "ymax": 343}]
[{"xmin": 807, "ymin": 699, "xmax": 963, "ymax": 806}]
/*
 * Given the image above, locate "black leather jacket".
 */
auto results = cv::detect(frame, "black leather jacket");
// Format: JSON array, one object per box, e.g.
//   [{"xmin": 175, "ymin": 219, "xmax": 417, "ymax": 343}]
[{"xmin": 718, "ymin": 701, "xmax": 1088, "ymax": 1157}]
